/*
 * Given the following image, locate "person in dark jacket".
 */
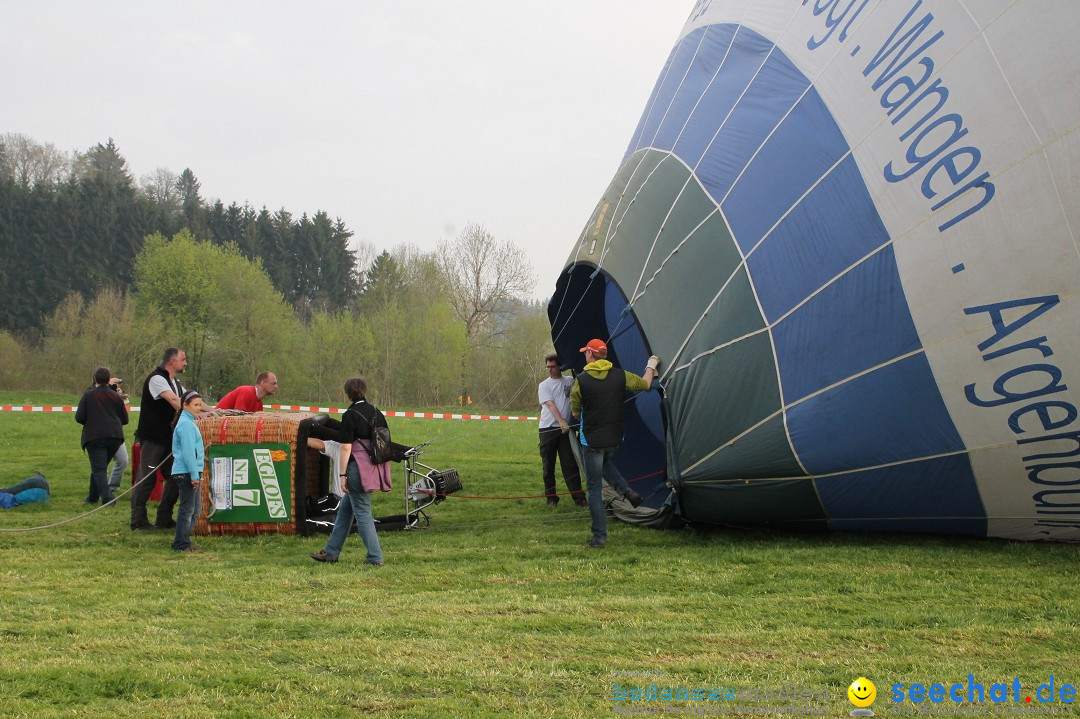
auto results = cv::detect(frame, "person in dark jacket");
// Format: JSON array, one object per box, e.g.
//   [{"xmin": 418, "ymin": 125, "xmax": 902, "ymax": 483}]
[
  {"xmin": 309, "ymin": 376, "xmax": 389, "ymax": 566},
  {"xmin": 75, "ymin": 366, "xmax": 129, "ymax": 505},
  {"xmin": 570, "ymin": 339, "xmax": 660, "ymax": 548},
  {"xmin": 131, "ymin": 347, "xmax": 186, "ymax": 530}
]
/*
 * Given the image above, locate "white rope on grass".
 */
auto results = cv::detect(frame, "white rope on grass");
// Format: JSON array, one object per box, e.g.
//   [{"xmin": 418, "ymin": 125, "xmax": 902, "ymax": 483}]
[{"xmin": 0, "ymin": 453, "xmax": 172, "ymax": 533}]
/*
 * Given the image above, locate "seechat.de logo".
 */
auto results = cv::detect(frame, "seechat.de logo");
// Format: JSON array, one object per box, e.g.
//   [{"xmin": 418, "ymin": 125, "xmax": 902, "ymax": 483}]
[{"xmin": 891, "ymin": 675, "xmax": 1076, "ymax": 705}]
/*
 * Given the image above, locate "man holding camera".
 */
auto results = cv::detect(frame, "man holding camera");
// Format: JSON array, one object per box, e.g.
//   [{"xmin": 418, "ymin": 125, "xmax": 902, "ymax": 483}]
[
  {"xmin": 75, "ymin": 366, "xmax": 129, "ymax": 505},
  {"xmin": 106, "ymin": 377, "xmax": 130, "ymax": 495}
]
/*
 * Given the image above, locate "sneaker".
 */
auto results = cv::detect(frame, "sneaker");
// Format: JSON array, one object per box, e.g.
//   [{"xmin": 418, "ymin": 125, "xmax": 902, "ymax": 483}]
[
  {"xmin": 180, "ymin": 546, "xmax": 204, "ymax": 553},
  {"xmin": 310, "ymin": 550, "xmax": 338, "ymax": 563},
  {"xmin": 573, "ymin": 497, "xmax": 588, "ymax": 507},
  {"xmin": 131, "ymin": 523, "xmax": 154, "ymax": 531},
  {"xmin": 623, "ymin": 490, "xmax": 643, "ymax": 508},
  {"xmin": 155, "ymin": 519, "xmax": 177, "ymax": 529},
  {"xmin": 586, "ymin": 538, "xmax": 606, "ymax": 549},
  {"xmin": 366, "ymin": 560, "xmax": 385, "ymax": 566},
  {"xmin": 546, "ymin": 499, "xmax": 558, "ymax": 507}
]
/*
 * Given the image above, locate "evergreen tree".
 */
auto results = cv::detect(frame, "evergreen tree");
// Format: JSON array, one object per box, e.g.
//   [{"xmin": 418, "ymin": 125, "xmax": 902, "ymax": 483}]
[
  {"xmin": 205, "ymin": 199, "xmax": 227, "ymax": 244},
  {"xmin": 76, "ymin": 138, "xmax": 133, "ymax": 188},
  {"xmin": 253, "ymin": 207, "xmax": 277, "ymax": 263},
  {"xmin": 0, "ymin": 132, "xmax": 377, "ymax": 355},
  {"xmin": 175, "ymin": 168, "xmax": 209, "ymax": 239},
  {"xmin": 175, "ymin": 168, "xmax": 202, "ymax": 210},
  {"xmin": 360, "ymin": 250, "xmax": 403, "ymax": 313},
  {"xmin": 268, "ymin": 208, "xmax": 296, "ymax": 302}
]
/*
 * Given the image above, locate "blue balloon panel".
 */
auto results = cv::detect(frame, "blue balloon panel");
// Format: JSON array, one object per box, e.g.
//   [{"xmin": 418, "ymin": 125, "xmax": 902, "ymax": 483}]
[{"xmin": 553, "ymin": 4, "xmax": 1080, "ymax": 541}]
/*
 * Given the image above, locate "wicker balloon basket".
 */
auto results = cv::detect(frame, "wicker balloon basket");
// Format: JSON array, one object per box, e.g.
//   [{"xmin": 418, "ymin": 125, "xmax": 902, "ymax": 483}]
[{"xmin": 192, "ymin": 411, "xmax": 331, "ymax": 537}]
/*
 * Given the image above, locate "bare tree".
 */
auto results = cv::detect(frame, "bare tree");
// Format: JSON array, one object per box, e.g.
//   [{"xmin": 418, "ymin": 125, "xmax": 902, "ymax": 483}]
[
  {"xmin": 437, "ymin": 222, "xmax": 535, "ymax": 402},
  {"xmin": 351, "ymin": 237, "xmax": 378, "ymax": 289},
  {"xmin": 139, "ymin": 167, "xmax": 181, "ymax": 213},
  {"xmin": 0, "ymin": 132, "xmax": 71, "ymax": 187}
]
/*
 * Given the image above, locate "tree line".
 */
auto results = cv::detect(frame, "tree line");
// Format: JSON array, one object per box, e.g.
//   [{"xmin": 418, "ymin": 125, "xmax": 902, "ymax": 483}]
[
  {"xmin": 0, "ymin": 133, "xmax": 551, "ymax": 409},
  {"xmin": 0, "ymin": 133, "xmax": 357, "ymax": 333}
]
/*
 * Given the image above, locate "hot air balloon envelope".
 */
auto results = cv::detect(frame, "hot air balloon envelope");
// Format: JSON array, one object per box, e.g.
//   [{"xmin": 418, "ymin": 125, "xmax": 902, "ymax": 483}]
[{"xmin": 550, "ymin": 0, "xmax": 1080, "ymax": 541}]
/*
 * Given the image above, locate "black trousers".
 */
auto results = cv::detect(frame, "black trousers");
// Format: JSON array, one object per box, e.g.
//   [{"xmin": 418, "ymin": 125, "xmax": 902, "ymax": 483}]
[
  {"xmin": 130, "ymin": 439, "xmax": 176, "ymax": 528},
  {"xmin": 85, "ymin": 437, "xmax": 122, "ymax": 504},
  {"xmin": 538, "ymin": 426, "xmax": 584, "ymax": 503}
]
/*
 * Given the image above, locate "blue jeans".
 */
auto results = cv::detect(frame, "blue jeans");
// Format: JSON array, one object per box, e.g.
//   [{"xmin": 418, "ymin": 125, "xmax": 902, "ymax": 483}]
[
  {"xmin": 581, "ymin": 445, "xmax": 632, "ymax": 544},
  {"xmin": 172, "ymin": 474, "xmax": 202, "ymax": 551},
  {"xmin": 1, "ymin": 473, "xmax": 49, "ymax": 495},
  {"xmin": 322, "ymin": 461, "xmax": 383, "ymax": 563}
]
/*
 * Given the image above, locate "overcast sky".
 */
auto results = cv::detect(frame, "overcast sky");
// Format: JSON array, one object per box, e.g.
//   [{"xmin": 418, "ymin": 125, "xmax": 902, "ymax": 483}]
[{"xmin": 2, "ymin": 2, "xmax": 692, "ymax": 300}]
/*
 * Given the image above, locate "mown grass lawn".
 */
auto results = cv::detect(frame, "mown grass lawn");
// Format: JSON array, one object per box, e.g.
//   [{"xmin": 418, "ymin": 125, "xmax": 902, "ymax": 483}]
[{"xmin": 1, "ymin": 391, "xmax": 1078, "ymax": 718}]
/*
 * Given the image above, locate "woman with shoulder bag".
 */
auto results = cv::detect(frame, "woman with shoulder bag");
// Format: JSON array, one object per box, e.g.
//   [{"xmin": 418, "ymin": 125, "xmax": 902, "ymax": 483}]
[{"xmin": 310, "ymin": 376, "xmax": 391, "ymax": 566}]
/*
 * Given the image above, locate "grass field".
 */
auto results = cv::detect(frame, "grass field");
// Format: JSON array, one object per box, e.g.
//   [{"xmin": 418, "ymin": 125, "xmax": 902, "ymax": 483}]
[{"xmin": 1, "ymin": 391, "xmax": 1078, "ymax": 718}]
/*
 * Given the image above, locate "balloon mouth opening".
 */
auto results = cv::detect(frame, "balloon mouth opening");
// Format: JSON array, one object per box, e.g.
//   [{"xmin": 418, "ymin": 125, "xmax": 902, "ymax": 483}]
[{"xmin": 547, "ymin": 263, "xmax": 669, "ymax": 511}]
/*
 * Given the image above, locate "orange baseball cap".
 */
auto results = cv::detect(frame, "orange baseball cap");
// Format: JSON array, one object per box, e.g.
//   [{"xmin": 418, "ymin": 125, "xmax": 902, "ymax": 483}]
[{"xmin": 579, "ymin": 339, "xmax": 608, "ymax": 355}]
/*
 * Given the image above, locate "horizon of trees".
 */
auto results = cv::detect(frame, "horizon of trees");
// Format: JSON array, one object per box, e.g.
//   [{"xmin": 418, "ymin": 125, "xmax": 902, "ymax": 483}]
[
  {"xmin": 0, "ymin": 132, "xmax": 553, "ymax": 409},
  {"xmin": 0, "ymin": 133, "xmax": 359, "ymax": 334}
]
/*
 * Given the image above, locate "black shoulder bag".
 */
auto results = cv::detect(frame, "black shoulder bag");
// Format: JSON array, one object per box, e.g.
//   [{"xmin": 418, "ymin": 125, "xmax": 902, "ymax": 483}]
[{"xmin": 354, "ymin": 401, "xmax": 392, "ymax": 465}]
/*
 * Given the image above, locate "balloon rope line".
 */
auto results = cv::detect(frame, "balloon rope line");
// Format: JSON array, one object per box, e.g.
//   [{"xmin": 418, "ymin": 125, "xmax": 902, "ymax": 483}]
[
  {"xmin": 552, "ymin": 153, "xmax": 655, "ymax": 346},
  {"xmin": 0, "ymin": 453, "xmax": 172, "ymax": 533},
  {"xmin": 675, "ymin": 299, "xmax": 1051, "ymax": 474},
  {"xmin": 594, "ymin": 156, "xmax": 674, "ymax": 277},
  {"xmin": 628, "ymin": 14, "xmax": 828, "ymax": 319},
  {"xmin": 662, "ymin": 0, "xmax": 1032, "ymax": 364},
  {"xmin": 551, "ymin": 274, "xmax": 597, "ymax": 346},
  {"xmin": 632, "ymin": 6, "xmax": 890, "ymax": 373},
  {"xmin": 710, "ymin": 2, "xmax": 880, "ymax": 211},
  {"xmin": 631, "ymin": 22, "xmax": 708, "ymax": 153},
  {"xmin": 408, "ymin": 470, "xmax": 664, "ymax": 502},
  {"xmin": 681, "ymin": 441, "xmax": 1018, "ymax": 486}
]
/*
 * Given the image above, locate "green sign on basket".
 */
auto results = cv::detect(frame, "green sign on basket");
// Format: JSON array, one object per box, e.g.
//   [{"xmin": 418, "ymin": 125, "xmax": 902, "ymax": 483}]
[{"xmin": 207, "ymin": 443, "xmax": 291, "ymax": 523}]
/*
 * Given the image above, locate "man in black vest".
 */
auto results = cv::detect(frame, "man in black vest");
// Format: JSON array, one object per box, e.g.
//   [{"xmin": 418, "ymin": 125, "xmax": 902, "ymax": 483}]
[
  {"xmin": 131, "ymin": 347, "xmax": 187, "ymax": 530},
  {"xmin": 570, "ymin": 338, "xmax": 659, "ymax": 548}
]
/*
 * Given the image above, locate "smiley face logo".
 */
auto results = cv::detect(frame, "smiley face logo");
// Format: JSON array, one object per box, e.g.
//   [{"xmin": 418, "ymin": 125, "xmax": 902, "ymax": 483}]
[{"xmin": 848, "ymin": 677, "xmax": 877, "ymax": 708}]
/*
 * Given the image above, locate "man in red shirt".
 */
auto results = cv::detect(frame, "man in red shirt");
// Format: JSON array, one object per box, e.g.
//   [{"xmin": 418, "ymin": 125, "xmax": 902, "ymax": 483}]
[{"xmin": 216, "ymin": 371, "xmax": 278, "ymax": 412}]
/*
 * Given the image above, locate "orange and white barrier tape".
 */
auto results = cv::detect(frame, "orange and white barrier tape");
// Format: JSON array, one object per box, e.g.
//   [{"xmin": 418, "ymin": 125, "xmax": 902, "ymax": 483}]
[
  {"xmin": 269, "ymin": 406, "xmax": 537, "ymax": 421},
  {"xmin": 0, "ymin": 404, "xmax": 537, "ymax": 421},
  {"xmin": 0, "ymin": 405, "xmax": 83, "ymax": 412}
]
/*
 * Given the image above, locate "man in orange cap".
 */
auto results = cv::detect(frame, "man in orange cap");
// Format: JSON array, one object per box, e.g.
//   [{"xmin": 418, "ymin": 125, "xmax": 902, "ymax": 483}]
[{"xmin": 570, "ymin": 338, "xmax": 660, "ymax": 548}]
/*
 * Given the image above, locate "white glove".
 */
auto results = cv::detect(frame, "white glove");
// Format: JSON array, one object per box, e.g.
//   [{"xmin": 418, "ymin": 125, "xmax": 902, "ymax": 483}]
[
  {"xmin": 646, "ymin": 355, "xmax": 660, "ymax": 371},
  {"xmin": 558, "ymin": 419, "xmax": 569, "ymax": 434}
]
